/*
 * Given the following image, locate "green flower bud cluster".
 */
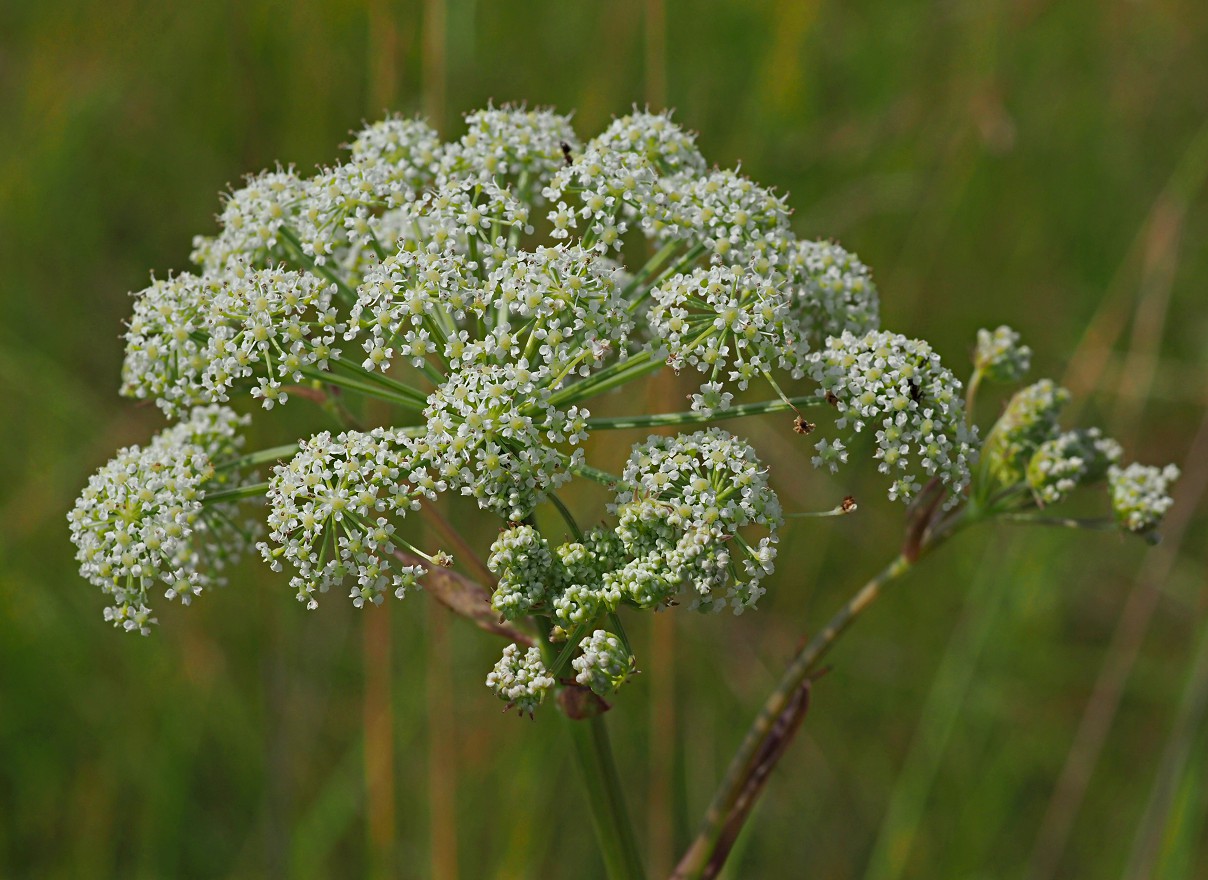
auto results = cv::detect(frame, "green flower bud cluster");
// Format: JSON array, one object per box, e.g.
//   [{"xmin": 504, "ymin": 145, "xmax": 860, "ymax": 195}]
[
  {"xmin": 486, "ymin": 644, "xmax": 555, "ymax": 717},
  {"xmin": 983, "ymin": 379, "xmax": 1070, "ymax": 488},
  {"xmin": 1108, "ymin": 463, "xmax": 1180, "ymax": 534},
  {"xmin": 974, "ymin": 325, "xmax": 1032, "ymax": 383},
  {"xmin": 1026, "ymin": 428, "xmax": 1122, "ymax": 505}
]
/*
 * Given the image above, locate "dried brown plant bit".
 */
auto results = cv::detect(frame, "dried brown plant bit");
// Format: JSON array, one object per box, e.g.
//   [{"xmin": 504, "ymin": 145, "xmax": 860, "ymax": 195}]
[
  {"xmin": 793, "ymin": 415, "xmax": 816, "ymax": 435},
  {"xmin": 841, "ymin": 496, "xmax": 858, "ymax": 513}
]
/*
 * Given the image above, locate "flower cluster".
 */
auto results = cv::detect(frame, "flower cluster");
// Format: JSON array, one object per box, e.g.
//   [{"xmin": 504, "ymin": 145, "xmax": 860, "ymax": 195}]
[
  {"xmin": 1026, "ymin": 428, "xmax": 1122, "ymax": 505},
  {"xmin": 783, "ymin": 239, "xmax": 881, "ymax": 347},
  {"xmin": 75, "ymin": 99, "xmax": 1179, "ymax": 746},
  {"xmin": 486, "ymin": 644, "xmax": 555, "ymax": 716},
  {"xmin": 648, "ymin": 263, "xmax": 809, "ymax": 413},
  {"xmin": 422, "ymin": 362, "xmax": 588, "ymax": 519},
  {"xmin": 572, "ymin": 630, "xmax": 635, "ymax": 697},
  {"xmin": 610, "ymin": 428, "xmax": 782, "ymax": 612},
  {"xmin": 983, "ymin": 379, "xmax": 1070, "ymax": 488},
  {"xmin": 259, "ymin": 428, "xmax": 444, "ymax": 609},
  {"xmin": 807, "ymin": 330, "xmax": 978, "ymax": 503},
  {"xmin": 1108, "ymin": 463, "xmax": 1180, "ymax": 534},
  {"xmin": 974, "ymin": 325, "xmax": 1032, "ymax": 383},
  {"xmin": 487, "ymin": 525, "xmax": 626, "ymax": 626},
  {"xmin": 67, "ymin": 406, "xmax": 254, "ymax": 634},
  {"xmin": 351, "ymin": 243, "xmax": 629, "ymax": 376},
  {"xmin": 121, "ymin": 266, "xmax": 341, "ymax": 414}
]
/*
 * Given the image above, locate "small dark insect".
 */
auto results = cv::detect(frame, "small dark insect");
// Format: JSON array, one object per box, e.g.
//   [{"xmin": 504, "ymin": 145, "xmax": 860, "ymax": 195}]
[
  {"xmin": 793, "ymin": 415, "xmax": 816, "ymax": 435},
  {"xmin": 841, "ymin": 496, "xmax": 858, "ymax": 513},
  {"xmin": 908, "ymin": 380, "xmax": 923, "ymax": 403},
  {"xmin": 560, "ymin": 141, "xmax": 574, "ymax": 166},
  {"xmin": 825, "ymin": 391, "xmax": 840, "ymax": 407}
]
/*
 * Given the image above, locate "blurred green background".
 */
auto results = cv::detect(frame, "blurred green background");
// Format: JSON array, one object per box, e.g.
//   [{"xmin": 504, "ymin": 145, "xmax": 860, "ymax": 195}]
[{"xmin": 2, "ymin": 0, "xmax": 1207, "ymax": 877}]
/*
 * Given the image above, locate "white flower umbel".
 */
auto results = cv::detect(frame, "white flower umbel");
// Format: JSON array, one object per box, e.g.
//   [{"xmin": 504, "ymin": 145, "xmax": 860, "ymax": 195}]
[
  {"xmin": 67, "ymin": 406, "xmax": 254, "ymax": 635},
  {"xmin": 591, "ymin": 110, "xmax": 706, "ymax": 176},
  {"xmin": 782, "ymin": 239, "xmax": 881, "ymax": 347},
  {"xmin": 293, "ymin": 116, "xmax": 441, "ymax": 263},
  {"xmin": 572, "ymin": 630, "xmax": 635, "ymax": 697},
  {"xmin": 974, "ymin": 325, "xmax": 1032, "ymax": 383},
  {"xmin": 1026, "ymin": 428, "xmax": 1122, "ymax": 505},
  {"xmin": 487, "ymin": 643, "xmax": 556, "ymax": 716},
  {"xmin": 807, "ymin": 330, "xmax": 977, "ymax": 503},
  {"xmin": 609, "ymin": 428, "xmax": 782, "ymax": 612},
  {"xmin": 659, "ymin": 168, "xmax": 792, "ymax": 264},
  {"xmin": 487, "ymin": 525, "xmax": 627, "ymax": 625},
  {"xmin": 191, "ymin": 168, "xmax": 307, "ymax": 272},
  {"xmin": 423, "ymin": 361, "xmax": 588, "ymax": 519},
  {"xmin": 121, "ymin": 266, "xmax": 342, "ymax": 415},
  {"xmin": 439, "ymin": 105, "xmax": 578, "ymax": 195},
  {"xmin": 351, "ymin": 243, "xmax": 630, "ymax": 377},
  {"xmin": 1108, "ymin": 462, "xmax": 1180, "ymax": 534},
  {"xmin": 259, "ymin": 428, "xmax": 444, "ymax": 609},
  {"xmin": 647, "ymin": 262, "xmax": 809, "ymax": 414}
]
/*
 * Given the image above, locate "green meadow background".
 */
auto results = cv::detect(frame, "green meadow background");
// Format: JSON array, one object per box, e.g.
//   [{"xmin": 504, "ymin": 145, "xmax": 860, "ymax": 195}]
[{"xmin": 2, "ymin": 1, "xmax": 1207, "ymax": 877}]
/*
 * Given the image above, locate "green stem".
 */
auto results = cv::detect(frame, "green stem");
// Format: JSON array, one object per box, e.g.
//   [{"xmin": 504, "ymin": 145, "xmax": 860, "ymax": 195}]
[
  {"xmin": 572, "ymin": 716, "xmax": 647, "ymax": 880},
  {"xmin": 536, "ymin": 617, "xmax": 646, "ymax": 880},
  {"xmin": 570, "ymin": 462, "xmax": 624, "ymax": 487},
  {"xmin": 550, "ymin": 354, "xmax": 665, "ymax": 408},
  {"xmin": 999, "ymin": 513, "xmax": 1126, "ymax": 534},
  {"xmin": 586, "ymin": 394, "xmax": 822, "ymax": 431},
  {"xmin": 300, "ymin": 367, "xmax": 426, "ymax": 412},
  {"xmin": 205, "ymin": 481, "xmax": 270, "ymax": 504},
  {"xmin": 329, "ymin": 357, "xmax": 430, "ymax": 405},
  {"xmin": 215, "ymin": 443, "xmax": 300, "ymax": 471},
  {"xmin": 547, "ymin": 351, "xmax": 654, "ymax": 408},
  {"xmin": 548, "ymin": 492, "xmax": 585, "ymax": 540}
]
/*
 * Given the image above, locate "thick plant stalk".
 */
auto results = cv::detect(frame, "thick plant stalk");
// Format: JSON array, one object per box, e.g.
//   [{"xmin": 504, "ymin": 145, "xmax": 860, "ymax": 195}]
[
  {"xmin": 566, "ymin": 713, "xmax": 648, "ymax": 880},
  {"xmin": 672, "ymin": 553, "xmax": 914, "ymax": 879},
  {"xmin": 536, "ymin": 618, "xmax": 646, "ymax": 880}
]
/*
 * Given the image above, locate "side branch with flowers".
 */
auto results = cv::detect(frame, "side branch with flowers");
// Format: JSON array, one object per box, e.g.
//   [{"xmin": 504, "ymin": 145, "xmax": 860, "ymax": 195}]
[{"xmin": 70, "ymin": 107, "xmax": 1178, "ymax": 878}]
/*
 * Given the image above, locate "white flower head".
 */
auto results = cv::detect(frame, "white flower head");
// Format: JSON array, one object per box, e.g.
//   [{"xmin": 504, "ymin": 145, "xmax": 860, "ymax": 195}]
[
  {"xmin": 440, "ymin": 104, "xmax": 578, "ymax": 195},
  {"xmin": 807, "ymin": 330, "xmax": 978, "ymax": 504},
  {"xmin": 486, "ymin": 643, "xmax": 555, "ymax": 716},
  {"xmin": 648, "ymin": 262, "xmax": 810, "ymax": 414},
  {"xmin": 572, "ymin": 629, "xmax": 635, "ymax": 697},
  {"xmin": 782, "ymin": 239, "xmax": 881, "ymax": 346},
  {"xmin": 67, "ymin": 406, "xmax": 254, "ymax": 634},
  {"xmin": 259, "ymin": 428, "xmax": 444, "ymax": 609},
  {"xmin": 191, "ymin": 168, "xmax": 307, "ymax": 272},
  {"xmin": 122, "ymin": 266, "xmax": 342, "ymax": 415},
  {"xmin": 1026, "ymin": 428, "xmax": 1122, "ymax": 505},
  {"xmin": 984, "ymin": 379, "xmax": 1069, "ymax": 488},
  {"xmin": 1108, "ymin": 462, "xmax": 1179, "ymax": 534},
  {"xmin": 974, "ymin": 325, "xmax": 1032, "ymax": 383},
  {"xmin": 609, "ymin": 428, "xmax": 781, "ymax": 612},
  {"xmin": 423, "ymin": 361, "xmax": 588, "ymax": 519}
]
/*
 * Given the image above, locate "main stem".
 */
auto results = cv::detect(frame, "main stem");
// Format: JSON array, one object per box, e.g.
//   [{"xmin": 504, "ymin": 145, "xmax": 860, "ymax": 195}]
[
  {"xmin": 537, "ymin": 617, "xmax": 645, "ymax": 880},
  {"xmin": 672, "ymin": 553, "xmax": 914, "ymax": 879}
]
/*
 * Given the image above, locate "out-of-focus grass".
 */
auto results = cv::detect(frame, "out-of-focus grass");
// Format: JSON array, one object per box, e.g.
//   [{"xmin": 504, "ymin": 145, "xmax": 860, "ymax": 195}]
[{"xmin": 2, "ymin": 1, "xmax": 1206, "ymax": 877}]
